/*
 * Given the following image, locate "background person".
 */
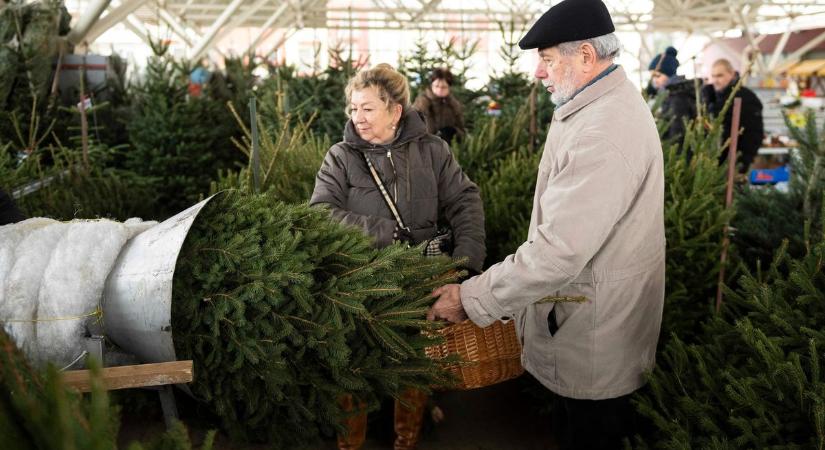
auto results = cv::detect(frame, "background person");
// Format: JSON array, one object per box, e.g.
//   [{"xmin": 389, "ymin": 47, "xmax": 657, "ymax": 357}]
[
  {"xmin": 648, "ymin": 46, "xmax": 698, "ymax": 143},
  {"xmin": 702, "ymin": 58, "xmax": 764, "ymax": 173},
  {"xmin": 428, "ymin": 0, "xmax": 666, "ymax": 448},
  {"xmin": 413, "ymin": 68, "xmax": 466, "ymax": 144}
]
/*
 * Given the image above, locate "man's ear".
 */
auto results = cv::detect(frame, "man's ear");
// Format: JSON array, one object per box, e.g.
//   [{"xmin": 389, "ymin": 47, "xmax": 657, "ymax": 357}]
[{"xmin": 580, "ymin": 42, "xmax": 598, "ymax": 70}]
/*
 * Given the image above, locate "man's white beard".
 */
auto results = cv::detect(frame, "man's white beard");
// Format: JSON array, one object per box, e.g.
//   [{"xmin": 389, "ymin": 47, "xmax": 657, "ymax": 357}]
[{"xmin": 545, "ymin": 66, "xmax": 578, "ymax": 105}]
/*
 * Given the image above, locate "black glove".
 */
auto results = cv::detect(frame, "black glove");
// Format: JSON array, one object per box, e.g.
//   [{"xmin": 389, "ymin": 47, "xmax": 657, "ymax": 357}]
[
  {"xmin": 644, "ymin": 81, "xmax": 657, "ymax": 99},
  {"xmin": 393, "ymin": 226, "xmax": 414, "ymax": 246}
]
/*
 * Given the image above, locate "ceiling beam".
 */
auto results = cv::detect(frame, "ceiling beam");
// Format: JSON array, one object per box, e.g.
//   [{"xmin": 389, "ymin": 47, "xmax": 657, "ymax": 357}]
[
  {"xmin": 729, "ymin": 0, "xmax": 767, "ymax": 74},
  {"xmin": 209, "ymin": 0, "xmax": 271, "ymax": 51},
  {"xmin": 84, "ymin": 0, "xmax": 149, "ymax": 44},
  {"xmin": 317, "ymin": 24, "xmax": 514, "ymax": 32},
  {"xmin": 157, "ymin": 7, "xmax": 200, "ymax": 47},
  {"xmin": 67, "ymin": 0, "xmax": 114, "ymax": 44},
  {"xmin": 190, "ymin": 0, "xmax": 247, "ymax": 60},
  {"xmin": 262, "ymin": 28, "xmax": 298, "ymax": 58},
  {"xmin": 246, "ymin": 2, "xmax": 290, "ymax": 54},
  {"xmin": 767, "ymin": 28, "xmax": 793, "ymax": 71},
  {"xmin": 411, "ymin": 0, "xmax": 443, "ymax": 22},
  {"xmin": 123, "ymin": 14, "xmax": 151, "ymax": 46},
  {"xmin": 774, "ymin": 28, "xmax": 825, "ymax": 73}
]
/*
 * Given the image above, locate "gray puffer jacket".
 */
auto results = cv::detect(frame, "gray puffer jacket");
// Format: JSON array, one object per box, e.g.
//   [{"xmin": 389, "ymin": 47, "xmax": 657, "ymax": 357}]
[{"xmin": 310, "ymin": 109, "xmax": 486, "ymax": 272}]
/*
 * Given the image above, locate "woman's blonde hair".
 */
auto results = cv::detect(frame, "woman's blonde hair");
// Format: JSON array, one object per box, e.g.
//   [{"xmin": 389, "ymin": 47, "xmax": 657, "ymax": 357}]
[{"xmin": 345, "ymin": 63, "xmax": 410, "ymax": 115}]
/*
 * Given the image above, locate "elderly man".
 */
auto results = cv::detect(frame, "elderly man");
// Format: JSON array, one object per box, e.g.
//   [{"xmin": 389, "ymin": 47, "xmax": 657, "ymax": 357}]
[
  {"xmin": 702, "ymin": 58, "xmax": 764, "ymax": 173},
  {"xmin": 428, "ymin": 0, "xmax": 665, "ymax": 448}
]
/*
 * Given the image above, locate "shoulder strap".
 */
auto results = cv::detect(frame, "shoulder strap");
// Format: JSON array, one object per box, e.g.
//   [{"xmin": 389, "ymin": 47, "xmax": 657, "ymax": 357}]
[{"xmin": 362, "ymin": 153, "xmax": 409, "ymax": 231}]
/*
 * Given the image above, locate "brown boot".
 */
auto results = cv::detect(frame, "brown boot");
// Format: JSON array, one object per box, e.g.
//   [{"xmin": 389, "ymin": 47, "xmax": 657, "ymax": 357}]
[
  {"xmin": 337, "ymin": 394, "xmax": 367, "ymax": 450},
  {"xmin": 393, "ymin": 388, "xmax": 429, "ymax": 450}
]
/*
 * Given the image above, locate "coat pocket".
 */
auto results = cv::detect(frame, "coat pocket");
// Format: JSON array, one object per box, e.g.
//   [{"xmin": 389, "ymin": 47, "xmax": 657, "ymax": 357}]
[{"xmin": 524, "ymin": 302, "xmax": 559, "ymax": 383}]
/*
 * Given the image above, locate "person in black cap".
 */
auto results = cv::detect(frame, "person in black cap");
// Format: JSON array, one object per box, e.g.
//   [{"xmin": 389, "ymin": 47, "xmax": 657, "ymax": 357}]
[
  {"xmin": 0, "ymin": 189, "xmax": 25, "ymax": 226},
  {"xmin": 429, "ymin": 0, "xmax": 665, "ymax": 449},
  {"xmin": 647, "ymin": 46, "xmax": 698, "ymax": 143}
]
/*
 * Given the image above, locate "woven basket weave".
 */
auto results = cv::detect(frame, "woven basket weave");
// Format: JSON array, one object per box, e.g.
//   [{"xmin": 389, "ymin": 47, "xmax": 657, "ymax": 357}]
[{"xmin": 424, "ymin": 319, "xmax": 524, "ymax": 390}]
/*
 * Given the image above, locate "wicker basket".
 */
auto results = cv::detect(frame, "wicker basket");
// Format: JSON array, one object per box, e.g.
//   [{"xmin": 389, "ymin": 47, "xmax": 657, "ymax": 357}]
[{"xmin": 424, "ymin": 319, "xmax": 524, "ymax": 390}]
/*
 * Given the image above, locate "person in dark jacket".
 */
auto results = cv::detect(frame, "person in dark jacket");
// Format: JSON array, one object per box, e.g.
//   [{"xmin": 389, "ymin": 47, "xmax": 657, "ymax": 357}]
[
  {"xmin": 702, "ymin": 58, "xmax": 764, "ymax": 173},
  {"xmin": 0, "ymin": 189, "xmax": 25, "ymax": 225},
  {"xmin": 310, "ymin": 63, "xmax": 485, "ymax": 450},
  {"xmin": 412, "ymin": 68, "xmax": 466, "ymax": 144},
  {"xmin": 648, "ymin": 46, "xmax": 698, "ymax": 143}
]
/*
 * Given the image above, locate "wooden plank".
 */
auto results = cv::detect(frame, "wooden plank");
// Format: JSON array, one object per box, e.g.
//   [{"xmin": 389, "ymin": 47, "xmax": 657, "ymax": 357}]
[{"xmin": 62, "ymin": 360, "xmax": 193, "ymax": 393}]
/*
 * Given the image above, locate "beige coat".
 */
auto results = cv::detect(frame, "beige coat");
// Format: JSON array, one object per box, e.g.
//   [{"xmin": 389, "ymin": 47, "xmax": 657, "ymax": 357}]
[{"xmin": 460, "ymin": 66, "xmax": 665, "ymax": 400}]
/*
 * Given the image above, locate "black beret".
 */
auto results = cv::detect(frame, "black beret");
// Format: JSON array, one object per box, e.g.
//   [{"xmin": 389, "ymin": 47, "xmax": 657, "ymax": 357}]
[{"xmin": 519, "ymin": 0, "xmax": 616, "ymax": 50}]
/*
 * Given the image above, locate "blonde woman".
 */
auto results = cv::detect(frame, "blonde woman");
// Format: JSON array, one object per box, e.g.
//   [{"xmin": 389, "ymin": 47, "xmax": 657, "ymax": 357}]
[{"xmin": 311, "ymin": 63, "xmax": 485, "ymax": 450}]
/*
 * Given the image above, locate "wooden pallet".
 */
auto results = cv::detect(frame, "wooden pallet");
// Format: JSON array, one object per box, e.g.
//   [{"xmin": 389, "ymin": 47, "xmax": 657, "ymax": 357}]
[
  {"xmin": 62, "ymin": 360, "xmax": 193, "ymax": 392},
  {"xmin": 62, "ymin": 360, "xmax": 193, "ymax": 429}
]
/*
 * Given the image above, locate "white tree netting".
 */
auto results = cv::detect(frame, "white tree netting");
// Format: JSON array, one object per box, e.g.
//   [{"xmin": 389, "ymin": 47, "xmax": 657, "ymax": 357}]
[{"xmin": 0, "ymin": 217, "xmax": 156, "ymax": 368}]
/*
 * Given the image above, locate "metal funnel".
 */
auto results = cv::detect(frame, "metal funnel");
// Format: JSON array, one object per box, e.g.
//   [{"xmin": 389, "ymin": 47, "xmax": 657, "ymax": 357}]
[{"xmin": 102, "ymin": 194, "xmax": 221, "ymax": 367}]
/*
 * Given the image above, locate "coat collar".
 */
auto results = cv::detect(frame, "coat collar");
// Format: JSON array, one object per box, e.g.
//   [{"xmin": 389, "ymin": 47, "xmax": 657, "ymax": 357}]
[
  {"xmin": 554, "ymin": 65, "xmax": 627, "ymax": 122},
  {"xmin": 343, "ymin": 108, "xmax": 428, "ymax": 152}
]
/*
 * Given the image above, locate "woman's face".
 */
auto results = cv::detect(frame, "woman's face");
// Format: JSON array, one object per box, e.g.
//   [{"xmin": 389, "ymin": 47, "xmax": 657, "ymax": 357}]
[
  {"xmin": 349, "ymin": 86, "xmax": 402, "ymax": 144},
  {"xmin": 431, "ymin": 79, "xmax": 450, "ymax": 97}
]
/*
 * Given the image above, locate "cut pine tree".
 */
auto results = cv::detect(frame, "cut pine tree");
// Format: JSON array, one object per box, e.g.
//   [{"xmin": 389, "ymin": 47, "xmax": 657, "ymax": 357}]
[{"xmin": 171, "ymin": 191, "xmax": 459, "ymax": 447}]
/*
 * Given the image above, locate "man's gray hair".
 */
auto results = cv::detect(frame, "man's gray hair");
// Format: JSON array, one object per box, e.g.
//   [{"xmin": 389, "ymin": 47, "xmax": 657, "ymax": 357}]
[{"xmin": 557, "ymin": 33, "xmax": 622, "ymax": 61}]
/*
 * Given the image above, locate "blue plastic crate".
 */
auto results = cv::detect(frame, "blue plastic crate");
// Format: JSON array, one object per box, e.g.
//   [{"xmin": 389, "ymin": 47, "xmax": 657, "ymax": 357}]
[{"xmin": 750, "ymin": 166, "xmax": 789, "ymax": 184}]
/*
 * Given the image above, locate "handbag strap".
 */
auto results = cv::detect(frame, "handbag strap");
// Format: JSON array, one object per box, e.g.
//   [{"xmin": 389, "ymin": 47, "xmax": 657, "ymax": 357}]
[{"xmin": 362, "ymin": 152, "xmax": 409, "ymax": 231}]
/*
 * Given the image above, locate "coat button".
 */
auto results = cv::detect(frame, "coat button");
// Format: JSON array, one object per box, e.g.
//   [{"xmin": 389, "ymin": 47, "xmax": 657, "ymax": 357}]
[{"xmin": 501, "ymin": 316, "xmax": 511, "ymax": 321}]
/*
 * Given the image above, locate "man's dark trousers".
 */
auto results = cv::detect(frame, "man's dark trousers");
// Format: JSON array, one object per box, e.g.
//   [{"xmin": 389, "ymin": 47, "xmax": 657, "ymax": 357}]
[{"xmin": 552, "ymin": 391, "xmax": 636, "ymax": 450}]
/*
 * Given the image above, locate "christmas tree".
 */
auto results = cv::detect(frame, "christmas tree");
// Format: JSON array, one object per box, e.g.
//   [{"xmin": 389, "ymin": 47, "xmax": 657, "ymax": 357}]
[
  {"xmin": 171, "ymin": 191, "xmax": 458, "ymax": 447},
  {"xmin": 634, "ymin": 109, "xmax": 825, "ymax": 448},
  {"xmin": 211, "ymin": 94, "xmax": 328, "ymax": 204},
  {"xmin": 657, "ymin": 97, "xmax": 733, "ymax": 342},
  {"xmin": 451, "ymin": 104, "xmax": 543, "ymax": 265},
  {"xmin": 634, "ymin": 235, "xmax": 825, "ymax": 448},
  {"xmin": 124, "ymin": 40, "xmax": 240, "ymax": 218},
  {"xmin": 730, "ymin": 109, "xmax": 824, "ymax": 272},
  {"xmin": 0, "ymin": 327, "xmax": 215, "ymax": 450}
]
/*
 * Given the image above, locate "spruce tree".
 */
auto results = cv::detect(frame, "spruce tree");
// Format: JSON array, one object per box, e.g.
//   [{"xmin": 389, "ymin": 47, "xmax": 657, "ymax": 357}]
[
  {"xmin": 725, "ymin": 110, "xmax": 824, "ymax": 276},
  {"xmin": 171, "ymin": 191, "xmax": 457, "ymax": 447},
  {"xmin": 211, "ymin": 95, "xmax": 328, "ymax": 204},
  {"xmin": 124, "ymin": 40, "xmax": 240, "ymax": 218},
  {"xmin": 634, "ymin": 109, "xmax": 825, "ymax": 449},
  {"xmin": 449, "ymin": 104, "xmax": 543, "ymax": 266},
  {"xmin": 634, "ymin": 237, "xmax": 825, "ymax": 449},
  {"xmin": 658, "ymin": 103, "xmax": 732, "ymax": 342},
  {"xmin": 257, "ymin": 43, "xmax": 359, "ymax": 140},
  {"xmin": 0, "ymin": 328, "xmax": 215, "ymax": 450},
  {"xmin": 786, "ymin": 110, "xmax": 825, "ymax": 224},
  {"xmin": 731, "ymin": 186, "xmax": 805, "ymax": 271}
]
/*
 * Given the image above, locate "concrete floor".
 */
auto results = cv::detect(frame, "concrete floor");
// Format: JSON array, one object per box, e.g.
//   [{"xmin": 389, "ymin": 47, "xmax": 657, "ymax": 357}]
[
  {"xmin": 118, "ymin": 377, "xmax": 557, "ymax": 450},
  {"xmin": 360, "ymin": 378, "xmax": 557, "ymax": 450}
]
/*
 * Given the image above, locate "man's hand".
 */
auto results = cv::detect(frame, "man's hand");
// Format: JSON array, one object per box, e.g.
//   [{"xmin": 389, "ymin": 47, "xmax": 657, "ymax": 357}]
[{"xmin": 427, "ymin": 284, "xmax": 468, "ymax": 323}]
